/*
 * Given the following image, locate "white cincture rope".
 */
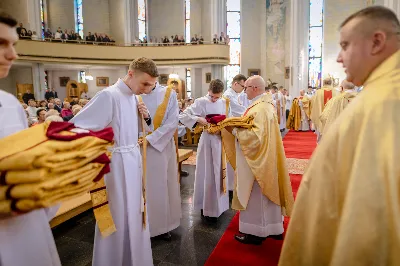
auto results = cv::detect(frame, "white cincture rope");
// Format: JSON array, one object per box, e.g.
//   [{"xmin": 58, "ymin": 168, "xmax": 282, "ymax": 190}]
[{"xmin": 109, "ymin": 143, "xmax": 140, "ymax": 154}]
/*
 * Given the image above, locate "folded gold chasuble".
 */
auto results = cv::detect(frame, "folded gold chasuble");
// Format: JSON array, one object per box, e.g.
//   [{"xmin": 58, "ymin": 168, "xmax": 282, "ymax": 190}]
[
  {"xmin": 218, "ymin": 94, "xmax": 294, "ymax": 216},
  {"xmin": 0, "ymin": 121, "xmax": 116, "ymax": 237},
  {"xmin": 279, "ymin": 50, "xmax": 400, "ymax": 266}
]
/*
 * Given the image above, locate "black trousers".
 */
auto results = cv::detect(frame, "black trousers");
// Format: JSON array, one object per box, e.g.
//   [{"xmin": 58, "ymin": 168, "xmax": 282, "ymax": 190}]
[{"xmin": 286, "ymin": 109, "xmax": 290, "ymax": 120}]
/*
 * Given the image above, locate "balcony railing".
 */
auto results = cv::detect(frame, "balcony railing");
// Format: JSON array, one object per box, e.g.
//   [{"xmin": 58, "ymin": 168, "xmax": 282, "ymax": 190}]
[{"xmin": 16, "ymin": 39, "xmax": 230, "ymax": 66}]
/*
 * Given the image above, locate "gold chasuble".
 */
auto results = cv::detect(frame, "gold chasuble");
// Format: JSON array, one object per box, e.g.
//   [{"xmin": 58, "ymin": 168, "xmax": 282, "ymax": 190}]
[
  {"xmin": 310, "ymin": 86, "xmax": 335, "ymax": 131},
  {"xmin": 228, "ymin": 94, "xmax": 294, "ymax": 216},
  {"xmin": 319, "ymin": 91, "xmax": 358, "ymax": 136},
  {"xmin": 279, "ymin": 50, "xmax": 400, "ymax": 266},
  {"xmin": 286, "ymin": 98, "xmax": 301, "ymax": 131}
]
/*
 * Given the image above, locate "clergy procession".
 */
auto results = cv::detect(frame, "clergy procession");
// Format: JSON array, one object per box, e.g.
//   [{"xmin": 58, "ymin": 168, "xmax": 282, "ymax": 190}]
[{"xmin": 1, "ymin": 3, "xmax": 400, "ymax": 266}]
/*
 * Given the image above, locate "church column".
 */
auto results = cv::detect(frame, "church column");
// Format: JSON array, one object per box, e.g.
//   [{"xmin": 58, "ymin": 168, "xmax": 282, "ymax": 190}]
[
  {"xmin": 191, "ymin": 68, "xmax": 203, "ymax": 99},
  {"xmin": 211, "ymin": 65, "xmax": 225, "ymax": 82},
  {"xmin": 27, "ymin": 0, "xmax": 42, "ymax": 38},
  {"xmin": 289, "ymin": 0, "xmax": 309, "ymax": 97},
  {"xmin": 384, "ymin": 0, "xmax": 400, "ymax": 16},
  {"xmin": 124, "ymin": 0, "xmax": 139, "ymax": 44},
  {"xmin": 210, "ymin": 0, "xmax": 227, "ymax": 41},
  {"xmin": 32, "ymin": 63, "xmax": 46, "ymax": 101}
]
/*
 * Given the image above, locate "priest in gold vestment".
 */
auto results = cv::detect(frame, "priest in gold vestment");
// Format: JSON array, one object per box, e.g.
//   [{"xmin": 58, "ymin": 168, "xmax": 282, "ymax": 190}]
[
  {"xmin": 225, "ymin": 76, "xmax": 294, "ymax": 245},
  {"xmin": 319, "ymin": 80, "xmax": 358, "ymax": 137},
  {"xmin": 310, "ymin": 77, "xmax": 338, "ymax": 141},
  {"xmin": 279, "ymin": 6, "xmax": 400, "ymax": 265}
]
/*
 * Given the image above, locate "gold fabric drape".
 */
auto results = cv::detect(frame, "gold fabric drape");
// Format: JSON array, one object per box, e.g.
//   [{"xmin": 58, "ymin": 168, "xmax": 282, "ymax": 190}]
[
  {"xmin": 279, "ymin": 50, "xmax": 400, "ymax": 266},
  {"xmin": 319, "ymin": 91, "xmax": 358, "ymax": 136},
  {"xmin": 219, "ymin": 94, "xmax": 294, "ymax": 216},
  {"xmin": 286, "ymin": 98, "xmax": 301, "ymax": 131},
  {"xmin": 0, "ymin": 121, "xmax": 115, "ymax": 236}
]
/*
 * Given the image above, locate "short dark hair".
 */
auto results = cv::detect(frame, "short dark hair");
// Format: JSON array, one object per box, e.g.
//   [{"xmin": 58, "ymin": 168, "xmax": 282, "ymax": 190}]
[
  {"xmin": 231, "ymin": 74, "xmax": 247, "ymax": 85},
  {"xmin": 129, "ymin": 57, "xmax": 159, "ymax": 77},
  {"xmin": 36, "ymin": 108, "xmax": 46, "ymax": 117},
  {"xmin": 340, "ymin": 6, "xmax": 400, "ymax": 31},
  {"xmin": 0, "ymin": 11, "xmax": 17, "ymax": 27},
  {"xmin": 272, "ymin": 86, "xmax": 278, "ymax": 91},
  {"xmin": 308, "ymin": 86, "xmax": 312, "ymax": 89},
  {"xmin": 209, "ymin": 79, "xmax": 224, "ymax": 94}
]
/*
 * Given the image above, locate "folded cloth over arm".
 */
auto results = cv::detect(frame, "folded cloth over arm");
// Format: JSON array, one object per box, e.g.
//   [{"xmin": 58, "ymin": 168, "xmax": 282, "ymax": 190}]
[
  {"xmin": 0, "ymin": 121, "xmax": 116, "ymax": 237},
  {"xmin": 205, "ymin": 115, "xmax": 255, "ymax": 134}
]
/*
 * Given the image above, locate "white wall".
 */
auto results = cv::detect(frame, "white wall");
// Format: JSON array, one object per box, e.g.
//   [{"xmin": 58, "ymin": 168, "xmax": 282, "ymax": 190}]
[
  {"xmin": 47, "ymin": 70, "xmax": 79, "ymax": 101},
  {"xmin": 201, "ymin": 66, "xmax": 212, "ymax": 96},
  {"xmin": 0, "ymin": 74, "xmax": 15, "ymax": 95},
  {"xmin": 148, "ymin": 0, "xmax": 185, "ymax": 39},
  {"xmin": 323, "ymin": 0, "xmax": 366, "ymax": 81},
  {"xmin": 83, "ymin": 0, "xmax": 111, "ymax": 36},
  {"xmin": 47, "ymin": 0, "xmax": 75, "ymax": 31},
  {"xmin": 0, "ymin": 67, "xmax": 33, "ymax": 96},
  {"xmin": 84, "ymin": 68, "xmax": 126, "ymax": 97},
  {"xmin": 0, "ymin": 0, "xmax": 29, "ymax": 28}
]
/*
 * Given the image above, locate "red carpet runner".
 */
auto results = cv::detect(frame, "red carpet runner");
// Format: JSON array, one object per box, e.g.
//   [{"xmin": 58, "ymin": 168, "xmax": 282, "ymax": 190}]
[{"xmin": 205, "ymin": 131, "xmax": 317, "ymax": 266}]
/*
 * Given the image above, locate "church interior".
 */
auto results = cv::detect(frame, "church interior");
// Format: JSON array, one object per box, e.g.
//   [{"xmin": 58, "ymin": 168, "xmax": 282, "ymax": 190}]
[{"xmin": 0, "ymin": 0, "xmax": 398, "ymax": 265}]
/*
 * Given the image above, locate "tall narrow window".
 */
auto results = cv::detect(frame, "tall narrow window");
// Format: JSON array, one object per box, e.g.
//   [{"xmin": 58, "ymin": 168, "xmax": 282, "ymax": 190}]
[
  {"xmin": 186, "ymin": 68, "xmax": 191, "ymax": 98},
  {"xmin": 44, "ymin": 70, "xmax": 48, "ymax": 89},
  {"xmin": 308, "ymin": 0, "xmax": 324, "ymax": 88},
  {"xmin": 40, "ymin": 0, "xmax": 45, "ymax": 38},
  {"xmin": 138, "ymin": 0, "xmax": 147, "ymax": 41},
  {"xmin": 79, "ymin": 71, "xmax": 86, "ymax": 83},
  {"xmin": 75, "ymin": 0, "xmax": 84, "ymax": 38},
  {"xmin": 185, "ymin": 0, "xmax": 191, "ymax": 43},
  {"xmin": 226, "ymin": 0, "xmax": 241, "ymax": 88}
]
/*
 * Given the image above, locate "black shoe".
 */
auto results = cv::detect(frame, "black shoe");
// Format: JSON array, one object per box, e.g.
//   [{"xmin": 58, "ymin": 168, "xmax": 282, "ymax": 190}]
[
  {"xmin": 234, "ymin": 234, "xmax": 264, "ymax": 245},
  {"xmin": 180, "ymin": 170, "xmax": 189, "ymax": 177},
  {"xmin": 160, "ymin": 232, "xmax": 172, "ymax": 241},
  {"xmin": 267, "ymin": 233, "xmax": 284, "ymax": 240}
]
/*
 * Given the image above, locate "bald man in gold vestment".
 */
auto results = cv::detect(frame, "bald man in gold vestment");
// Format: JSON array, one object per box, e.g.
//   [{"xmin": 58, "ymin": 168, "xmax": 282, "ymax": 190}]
[{"xmin": 280, "ymin": 6, "xmax": 400, "ymax": 266}]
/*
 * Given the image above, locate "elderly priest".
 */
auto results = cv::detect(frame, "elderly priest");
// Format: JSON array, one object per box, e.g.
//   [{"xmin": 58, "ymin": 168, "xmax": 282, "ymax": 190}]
[{"xmin": 225, "ymin": 75, "xmax": 294, "ymax": 245}]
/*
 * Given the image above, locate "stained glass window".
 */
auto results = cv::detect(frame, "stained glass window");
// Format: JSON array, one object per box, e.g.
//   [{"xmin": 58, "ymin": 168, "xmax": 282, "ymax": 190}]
[
  {"xmin": 185, "ymin": 0, "xmax": 190, "ymax": 43},
  {"xmin": 75, "ymin": 0, "xmax": 84, "ymax": 38},
  {"xmin": 186, "ymin": 68, "xmax": 191, "ymax": 98},
  {"xmin": 40, "ymin": 0, "xmax": 45, "ymax": 39},
  {"xmin": 226, "ymin": 0, "xmax": 241, "ymax": 89},
  {"xmin": 308, "ymin": 0, "xmax": 324, "ymax": 88},
  {"xmin": 138, "ymin": 0, "xmax": 147, "ymax": 41}
]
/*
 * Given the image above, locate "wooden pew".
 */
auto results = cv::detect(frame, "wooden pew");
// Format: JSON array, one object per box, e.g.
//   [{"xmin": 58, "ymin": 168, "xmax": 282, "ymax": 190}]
[{"xmin": 50, "ymin": 148, "xmax": 194, "ymax": 227}]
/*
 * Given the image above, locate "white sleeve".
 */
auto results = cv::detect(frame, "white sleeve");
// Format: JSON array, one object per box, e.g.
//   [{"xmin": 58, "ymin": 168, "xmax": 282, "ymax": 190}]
[
  {"xmin": 146, "ymin": 92, "xmax": 179, "ymax": 152},
  {"xmin": 227, "ymin": 95, "xmax": 246, "ymax": 117},
  {"xmin": 178, "ymin": 98, "xmax": 205, "ymax": 129},
  {"xmin": 71, "ymin": 90, "xmax": 113, "ymax": 131}
]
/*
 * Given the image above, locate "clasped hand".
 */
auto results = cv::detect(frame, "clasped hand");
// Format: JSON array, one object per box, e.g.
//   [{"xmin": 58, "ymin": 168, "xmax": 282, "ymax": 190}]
[{"xmin": 138, "ymin": 102, "xmax": 149, "ymax": 119}]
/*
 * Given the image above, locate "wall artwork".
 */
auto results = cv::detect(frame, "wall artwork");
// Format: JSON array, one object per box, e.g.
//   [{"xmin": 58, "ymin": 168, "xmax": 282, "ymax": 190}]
[
  {"xmin": 248, "ymin": 69, "xmax": 261, "ymax": 77},
  {"xmin": 266, "ymin": 0, "xmax": 288, "ymax": 85},
  {"xmin": 59, "ymin": 77, "xmax": 70, "ymax": 87},
  {"xmin": 159, "ymin": 74, "xmax": 169, "ymax": 85},
  {"xmin": 285, "ymin": 67, "xmax": 290, "ymax": 79},
  {"xmin": 96, "ymin": 77, "xmax": 109, "ymax": 87},
  {"xmin": 205, "ymin": 72, "xmax": 212, "ymax": 83}
]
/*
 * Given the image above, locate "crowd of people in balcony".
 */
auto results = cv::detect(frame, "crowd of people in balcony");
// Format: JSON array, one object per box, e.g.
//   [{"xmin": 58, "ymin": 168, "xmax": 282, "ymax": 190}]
[{"xmin": 17, "ymin": 24, "xmax": 229, "ymax": 46}]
